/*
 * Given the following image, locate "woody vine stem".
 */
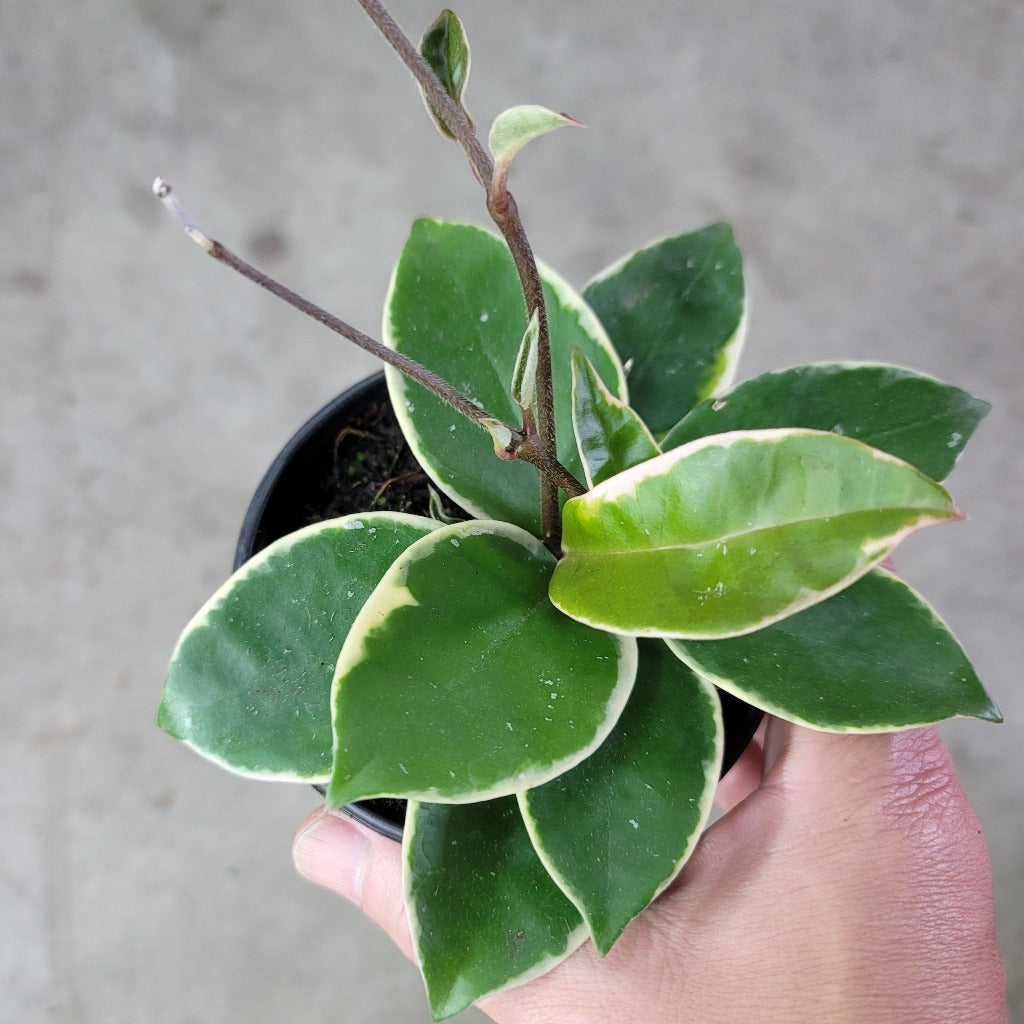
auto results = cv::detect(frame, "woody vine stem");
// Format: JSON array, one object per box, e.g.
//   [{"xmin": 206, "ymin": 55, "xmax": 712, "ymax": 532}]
[
  {"xmin": 155, "ymin": 0, "xmax": 581, "ymax": 554},
  {"xmin": 354, "ymin": 0, "xmax": 562, "ymax": 545}
]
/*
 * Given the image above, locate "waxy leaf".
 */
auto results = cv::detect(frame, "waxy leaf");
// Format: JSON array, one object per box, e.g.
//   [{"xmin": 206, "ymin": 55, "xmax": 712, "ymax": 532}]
[
  {"xmin": 159, "ymin": 514, "xmax": 439, "ymax": 780},
  {"xmin": 571, "ymin": 349, "xmax": 660, "ymax": 487},
  {"xmin": 662, "ymin": 362, "xmax": 990, "ymax": 482},
  {"xmin": 583, "ymin": 224, "xmax": 746, "ymax": 436},
  {"xmin": 419, "ymin": 9, "xmax": 473, "ymax": 139},
  {"xmin": 328, "ymin": 520, "xmax": 637, "ymax": 806},
  {"xmin": 520, "ymin": 641, "xmax": 722, "ymax": 954},
  {"xmin": 405, "ymin": 797, "xmax": 587, "ymax": 1020},
  {"xmin": 385, "ymin": 220, "xmax": 627, "ymax": 534},
  {"xmin": 670, "ymin": 568, "xmax": 1001, "ymax": 729},
  {"xmin": 488, "ymin": 105, "xmax": 581, "ymax": 177},
  {"xmin": 511, "ymin": 309, "xmax": 541, "ymax": 418},
  {"xmin": 550, "ymin": 429, "xmax": 960, "ymax": 639}
]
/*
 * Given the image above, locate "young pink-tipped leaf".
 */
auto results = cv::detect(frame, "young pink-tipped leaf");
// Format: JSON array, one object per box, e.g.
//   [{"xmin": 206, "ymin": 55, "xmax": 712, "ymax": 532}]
[{"xmin": 488, "ymin": 105, "xmax": 582, "ymax": 185}]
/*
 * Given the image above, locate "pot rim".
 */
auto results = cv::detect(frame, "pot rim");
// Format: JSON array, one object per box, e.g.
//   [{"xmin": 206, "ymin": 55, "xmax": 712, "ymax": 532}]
[{"xmin": 233, "ymin": 371, "xmax": 761, "ymax": 842}]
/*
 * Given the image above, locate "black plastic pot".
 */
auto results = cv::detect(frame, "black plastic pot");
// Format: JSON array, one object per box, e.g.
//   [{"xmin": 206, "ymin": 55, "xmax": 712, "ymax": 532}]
[{"xmin": 235, "ymin": 372, "xmax": 763, "ymax": 841}]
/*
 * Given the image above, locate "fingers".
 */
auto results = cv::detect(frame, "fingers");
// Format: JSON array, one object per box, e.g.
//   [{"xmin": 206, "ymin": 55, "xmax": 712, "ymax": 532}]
[
  {"xmin": 714, "ymin": 734, "xmax": 764, "ymax": 811},
  {"xmin": 292, "ymin": 807, "xmax": 416, "ymax": 962}
]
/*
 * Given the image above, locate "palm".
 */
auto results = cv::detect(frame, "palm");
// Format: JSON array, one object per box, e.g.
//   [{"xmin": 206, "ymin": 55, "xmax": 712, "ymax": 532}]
[{"xmin": 478, "ymin": 724, "xmax": 1007, "ymax": 1024}]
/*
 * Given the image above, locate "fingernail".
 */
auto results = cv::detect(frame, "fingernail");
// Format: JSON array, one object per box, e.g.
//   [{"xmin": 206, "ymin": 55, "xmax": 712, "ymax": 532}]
[{"xmin": 293, "ymin": 810, "xmax": 371, "ymax": 904}]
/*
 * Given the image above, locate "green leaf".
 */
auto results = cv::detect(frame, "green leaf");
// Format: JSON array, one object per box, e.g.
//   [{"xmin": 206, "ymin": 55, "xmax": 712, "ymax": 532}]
[
  {"xmin": 582, "ymin": 224, "xmax": 746, "ymax": 436},
  {"xmin": 328, "ymin": 520, "xmax": 637, "ymax": 806},
  {"xmin": 405, "ymin": 797, "xmax": 587, "ymax": 1020},
  {"xmin": 419, "ymin": 9, "xmax": 473, "ymax": 139},
  {"xmin": 520, "ymin": 641, "xmax": 722, "ymax": 954},
  {"xmin": 384, "ymin": 219, "xmax": 627, "ymax": 534},
  {"xmin": 159, "ymin": 513, "xmax": 439, "ymax": 780},
  {"xmin": 662, "ymin": 362, "xmax": 990, "ymax": 482},
  {"xmin": 670, "ymin": 568, "xmax": 1001, "ymax": 729},
  {"xmin": 511, "ymin": 309, "xmax": 541, "ymax": 418},
  {"xmin": 571, "ymin": 348, "xmax": 660, "ymax": 487},
  {"xmin": 488, "ymin": 105, "xmax": 581, "ymax": 176},
  {"xmin": 550, "ymin": 429, "xmax": 960, "ymax": 639}
]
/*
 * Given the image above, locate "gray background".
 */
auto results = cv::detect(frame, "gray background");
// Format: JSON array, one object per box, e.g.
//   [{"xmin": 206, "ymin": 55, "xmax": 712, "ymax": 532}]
[{"xmin": 3, "ymin": 1, "xmax": 1021, "ymax": 1021}]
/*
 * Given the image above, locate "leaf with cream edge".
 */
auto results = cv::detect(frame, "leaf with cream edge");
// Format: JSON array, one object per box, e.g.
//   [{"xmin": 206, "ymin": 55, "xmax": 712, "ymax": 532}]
[
  {"xmin": 550, "ymin": 429, "xmax": 961, "ymax": 640},
  {"xmin": 405, "ymin": 797, "xmax": 587, "ymax": 1020},
  {"xmin": 520, "ymin": 640, "xmax": 722, "ymax": 954},
  {"xmin": 327, "ymin": 520, "xmax": 637, "ymax": 807},
  {"xmin": 662, "ymin": 362, "xmax": 990, "ymax": 482},
  {"xmin": 511, "ymin": 309, "xmax": 541, "ymax": 420},
  {"xmin": 384, "ymin": 220, "xmax": 627, "ymax": 535},
  {"xmin": 418, "ymin": 8, "xmax": 473, "ymax": 140},
  {"xmin": 488, "ymin": 105, "xmax": 582, "ymax": 187},
  {"xmin": 159, "ymin": 513, "xmax": 440, "ymax": 781},
  {"xmin": 670, "ymin": 567, "xmax": 1001, "ymax": 730},
  {"xmin": 583, "ymin": 224, "xmax": 747, "ymax": 437},
  {"xmin": 571, "ymin": 348, "xmax": 660, "ymax": 487}
]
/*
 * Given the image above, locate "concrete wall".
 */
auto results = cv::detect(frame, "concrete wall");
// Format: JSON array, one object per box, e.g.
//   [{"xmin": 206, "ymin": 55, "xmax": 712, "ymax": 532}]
[{"xmin": 3, "ymin": 1, "xmax": 1021, "ymax": 1020}]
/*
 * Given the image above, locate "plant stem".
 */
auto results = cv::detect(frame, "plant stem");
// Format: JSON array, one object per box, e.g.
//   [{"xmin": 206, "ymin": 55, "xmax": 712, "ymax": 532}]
[
  {"xmin": 355, "ymin": 0, "xmax": 492, "ymax": 185},
  {"xmin": 154, "ymin": 180, "xmax": 486, "ymax": 430},
  {"xmin": 487, "ymin": 191, "xmax": 560, "ymax": 542},
  {"xmin": 152, "ymin": 179, "xmax": 588, "ymax": 502},
  {"xmin": 355, "ymin": 0, "xmax": 563, "ymax": 552},
  {"xmin": 515, "ymin": 438, "xmax": 586, "ymax": 499}
]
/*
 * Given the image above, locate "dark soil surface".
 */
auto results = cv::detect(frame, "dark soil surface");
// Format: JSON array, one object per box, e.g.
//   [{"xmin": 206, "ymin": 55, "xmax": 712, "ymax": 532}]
[{"xmin": 316, "ymin": 397, "xmax": 467, "ymax": 523}]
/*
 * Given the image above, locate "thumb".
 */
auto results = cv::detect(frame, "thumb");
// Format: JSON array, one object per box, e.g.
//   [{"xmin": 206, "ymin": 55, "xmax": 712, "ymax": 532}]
[{"xmin": 293, "ymin": 807, "xmax": 415, "ymax": 962}]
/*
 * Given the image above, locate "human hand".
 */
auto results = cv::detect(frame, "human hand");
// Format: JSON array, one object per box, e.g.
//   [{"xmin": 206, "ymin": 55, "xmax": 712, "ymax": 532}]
[{"xmin": 293, "ymin": 722, "xmax": 1007, "ymax": 1023}]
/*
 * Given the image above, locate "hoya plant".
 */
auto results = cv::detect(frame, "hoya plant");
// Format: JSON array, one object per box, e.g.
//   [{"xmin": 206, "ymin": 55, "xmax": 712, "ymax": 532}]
[{"xmin": 157, "ymin": 3, "xmax": 999, "ymax": 1019}]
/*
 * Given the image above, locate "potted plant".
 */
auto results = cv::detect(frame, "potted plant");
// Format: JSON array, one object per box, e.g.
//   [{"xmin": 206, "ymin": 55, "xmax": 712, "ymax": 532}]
[{"xmin": 156, "ymin": 3, "xmax": 1000, "ymax": 1019}]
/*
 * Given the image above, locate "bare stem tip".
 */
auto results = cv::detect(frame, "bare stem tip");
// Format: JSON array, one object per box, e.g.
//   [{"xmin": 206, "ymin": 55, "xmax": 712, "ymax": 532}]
[{"xmin": 152, "ymin": 177, "xmax": 214, "ymax": 252}]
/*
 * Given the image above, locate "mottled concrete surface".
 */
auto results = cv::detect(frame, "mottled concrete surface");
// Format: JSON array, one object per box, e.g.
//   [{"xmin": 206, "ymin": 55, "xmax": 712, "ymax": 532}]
[{"xmin": 2, "ymin": 1, "xmax": 1021, "ymax": 1021}]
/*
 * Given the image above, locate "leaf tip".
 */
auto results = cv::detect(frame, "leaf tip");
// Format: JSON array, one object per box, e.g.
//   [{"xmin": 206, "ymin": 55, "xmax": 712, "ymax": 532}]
[
  {"xmin": 488, "ymin": 105, "xmax": 582, "ymax": 175},
  {"xmin": 974, "ymin": 697, "xmax": 1003, "ymax": 724},
  {"xmin": 156, "ymin": 695, "xmax": 181, "ymax": 738}
]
